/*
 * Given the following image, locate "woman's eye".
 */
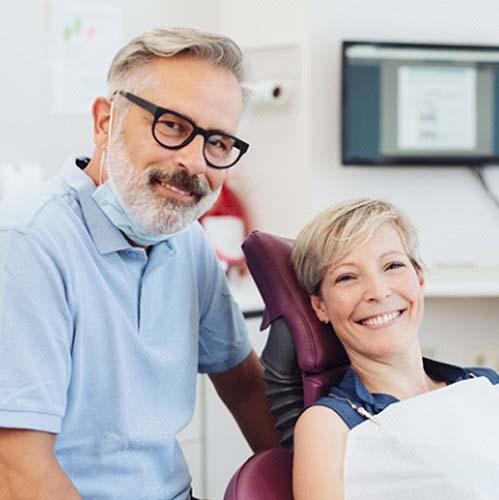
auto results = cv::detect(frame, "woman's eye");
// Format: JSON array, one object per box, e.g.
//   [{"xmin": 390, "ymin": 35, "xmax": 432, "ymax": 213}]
[
  {"xmin": 386, "ymin": 262, "xmax": 405, "ymax": 271},
  {"xmin": 335, "ymin": 274, "xmax": 355, "ymax": 284}
]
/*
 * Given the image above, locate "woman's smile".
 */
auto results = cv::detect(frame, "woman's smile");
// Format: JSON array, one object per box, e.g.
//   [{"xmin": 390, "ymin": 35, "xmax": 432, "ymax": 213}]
[{"xmin": 355, "ymin": 308, "xmax": 407, "ymax": 328}]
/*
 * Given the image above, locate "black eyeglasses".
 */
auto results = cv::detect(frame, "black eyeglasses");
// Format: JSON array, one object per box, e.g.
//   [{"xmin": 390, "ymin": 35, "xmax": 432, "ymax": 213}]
[{"xmin": 115, "ymin": 91, "xmax": 249, "ymax": 169}]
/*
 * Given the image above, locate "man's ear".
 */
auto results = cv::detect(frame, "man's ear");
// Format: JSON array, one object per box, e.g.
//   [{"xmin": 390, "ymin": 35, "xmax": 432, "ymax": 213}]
[
  {"xmin": 310, "ymin": 294, "xmax": 330, "ymax": 324},
  {"xmin": 92, "ymin": 97, "xmax": 112, "ymax": 150}
]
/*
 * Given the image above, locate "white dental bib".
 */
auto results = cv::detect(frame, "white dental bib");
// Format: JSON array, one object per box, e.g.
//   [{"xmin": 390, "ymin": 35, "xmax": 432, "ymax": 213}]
[{"xmin": 344, "ymin": 376, "xmax": 499, "ymax": 500}]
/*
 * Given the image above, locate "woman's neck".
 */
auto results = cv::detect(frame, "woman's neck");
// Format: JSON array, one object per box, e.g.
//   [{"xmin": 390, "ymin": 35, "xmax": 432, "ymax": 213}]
[{"xmin": 349, "ymin": 346, "xmax": 445, "ymax": 400}]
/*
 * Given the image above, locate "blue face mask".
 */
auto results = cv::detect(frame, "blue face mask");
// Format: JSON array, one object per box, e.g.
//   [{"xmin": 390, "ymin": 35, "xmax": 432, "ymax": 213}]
[
  {"xmin": 91, "ymin": 102, "xmax": 175, "ymax": 247},
  {"xmin": 92, "ymin": 176, "xmax": 174, "ymax": 247}
]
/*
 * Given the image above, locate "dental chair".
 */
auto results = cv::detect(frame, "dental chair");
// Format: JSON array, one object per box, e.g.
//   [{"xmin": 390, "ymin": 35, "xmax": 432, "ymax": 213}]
[{"xmin": 223, "ymin": 231, "xmax": 349, "ymax": 500}]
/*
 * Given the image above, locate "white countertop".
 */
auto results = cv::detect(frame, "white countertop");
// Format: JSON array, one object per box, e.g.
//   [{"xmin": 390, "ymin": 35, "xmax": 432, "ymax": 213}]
[
  {"xmin": 425, "ymin": 266, "xmax": 499, "ymax": 298},
  {"xmin": 228, "ymin": 274, "xmax": 265, "ymax": 314}
]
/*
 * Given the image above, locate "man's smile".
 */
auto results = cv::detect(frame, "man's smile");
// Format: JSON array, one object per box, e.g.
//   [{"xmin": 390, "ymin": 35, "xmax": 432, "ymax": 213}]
[
  {"xmin": 148, "ymin": 168, "xmax": 208, "ymax": 204},
  {"xmin": 154, "ymin": 178, "xmax": 196, "ymax": 202}
]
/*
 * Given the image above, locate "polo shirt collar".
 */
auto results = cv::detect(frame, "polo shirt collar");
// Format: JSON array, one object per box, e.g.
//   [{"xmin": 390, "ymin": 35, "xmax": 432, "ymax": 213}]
[
  {"xmin": 422, "ymin": 357, "xmax": 468, "ymax": 384},
  {"xmin": 60, "ymin": 157, "xmax": 132, "ymax": 255},
  {"xmin": 339, "ymin": 369, "xmax": 383, "ymax": 408},
  {"xmin": 342, "ymin": 358, "xmax": 469, "ymax": 411}
]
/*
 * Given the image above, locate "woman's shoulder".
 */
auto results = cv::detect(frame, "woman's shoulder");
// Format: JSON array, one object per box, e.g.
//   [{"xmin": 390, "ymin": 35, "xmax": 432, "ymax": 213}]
[
  {"xmin": 297, "ymin": 404, "xmax": 349, "ymax": 432},
  {"xmin": 293, "ymin": 404, "xmax": 347, "ymax": 500},
  {"xmin": 312, "ymin": 391, "xmax": 368, "ymax": 429},
  {"xmin": 295, "ymin": 405, "xmax": 349, "ymax": 453}
]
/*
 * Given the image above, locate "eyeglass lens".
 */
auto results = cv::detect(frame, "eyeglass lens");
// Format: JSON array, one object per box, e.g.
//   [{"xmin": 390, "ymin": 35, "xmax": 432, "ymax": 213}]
[{"xmin": 153, "ymin": 112, "xmax": 240, "ymax": 168}]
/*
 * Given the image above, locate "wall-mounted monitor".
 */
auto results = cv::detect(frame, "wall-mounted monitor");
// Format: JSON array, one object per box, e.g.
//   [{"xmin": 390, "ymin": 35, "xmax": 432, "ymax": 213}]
[{"xmin": 342, "ymin": 41, "xmax": 499, "ymax": 166}]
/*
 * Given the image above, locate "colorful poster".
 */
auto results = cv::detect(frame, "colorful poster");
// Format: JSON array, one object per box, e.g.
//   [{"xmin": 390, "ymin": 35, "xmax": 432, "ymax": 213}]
[{"xmin": 48, "ymin": 0, "xmax": 123, "ymax": 114}]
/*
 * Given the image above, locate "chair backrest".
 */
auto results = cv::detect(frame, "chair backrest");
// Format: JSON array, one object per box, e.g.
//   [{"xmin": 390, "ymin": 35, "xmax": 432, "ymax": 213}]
[
  {"xmin": 223, "ymin": 231, "xmax": 349, "ymax": 500},
  {"xmin": 242, "ymin": 230, "xmax": 349, "ymax": 448}
]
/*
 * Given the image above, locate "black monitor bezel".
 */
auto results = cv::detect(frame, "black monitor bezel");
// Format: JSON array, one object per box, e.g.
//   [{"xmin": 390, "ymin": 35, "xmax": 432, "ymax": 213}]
[{"xmin": 341, "ymin": 40, "xmax": 499, "ymax": 167}]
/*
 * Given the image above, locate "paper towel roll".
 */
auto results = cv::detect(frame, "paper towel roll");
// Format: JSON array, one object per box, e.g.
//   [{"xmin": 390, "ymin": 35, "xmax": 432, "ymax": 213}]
[{"xmin": 247, "ymin": 80, "xmax": 289, "ymax": 106}]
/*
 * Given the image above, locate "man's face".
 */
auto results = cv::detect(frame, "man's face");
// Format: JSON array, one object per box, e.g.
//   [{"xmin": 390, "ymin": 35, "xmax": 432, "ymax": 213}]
[{"xmin": 107, "ymin": 56, "xmax": 244, "ymax": 235}]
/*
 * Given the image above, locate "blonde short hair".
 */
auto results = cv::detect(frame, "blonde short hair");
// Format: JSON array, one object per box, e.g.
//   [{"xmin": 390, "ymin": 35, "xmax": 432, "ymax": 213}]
[
  {"xmin": 107, "ymin": 27, "xmax": 248, "ymax": 102},
  {"xmin": 291, "ymin": 199, "xmax": 423, "ymax": 295}
]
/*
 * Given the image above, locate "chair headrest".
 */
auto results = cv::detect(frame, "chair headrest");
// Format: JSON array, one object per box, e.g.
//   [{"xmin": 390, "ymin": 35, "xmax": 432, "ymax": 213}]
[{"xmin": 242, "ymin": 231, "xmax": 348, "ymax": 373}]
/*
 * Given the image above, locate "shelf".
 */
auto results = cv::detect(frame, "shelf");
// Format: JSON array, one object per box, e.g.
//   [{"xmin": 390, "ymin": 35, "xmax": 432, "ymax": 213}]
[{"xmin": 425, "ymin": 266, "xmax": 499, "ymax": 298}]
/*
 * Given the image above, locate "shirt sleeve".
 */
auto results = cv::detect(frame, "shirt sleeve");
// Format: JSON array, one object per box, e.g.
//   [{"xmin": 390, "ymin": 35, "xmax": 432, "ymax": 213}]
[
  {"xmin": 194, "ymin": 226, "xmax": 252, "ymax": 374},
  {"xmin": 0, "ymin": 229, "xmax": 72, "ymax": 433}
]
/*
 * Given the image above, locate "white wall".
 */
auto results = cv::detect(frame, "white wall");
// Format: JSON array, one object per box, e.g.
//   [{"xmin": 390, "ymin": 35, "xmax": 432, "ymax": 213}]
[
  {"xmin": 218, "ymin": 0, "xmax": 310, "ymax": 238},
  {"xmin": 219, "ymin": 0, "xmax": 306, "ymax": 49}
]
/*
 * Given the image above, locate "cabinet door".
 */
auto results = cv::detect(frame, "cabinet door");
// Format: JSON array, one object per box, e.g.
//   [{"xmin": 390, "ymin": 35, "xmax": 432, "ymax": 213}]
[
  {"xmin": 204, "ymin": 316, "xmax": 268, "ymax": 500},
  {"xmin": 178, "ymin": 376, "xmax": 205, "ymax": 497}
]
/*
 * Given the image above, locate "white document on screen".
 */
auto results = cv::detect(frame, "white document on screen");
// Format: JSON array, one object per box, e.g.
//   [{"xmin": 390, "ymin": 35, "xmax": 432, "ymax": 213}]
[
  {"xmin": 344, "ymin": 376, "xmax": 499, "ymax": 500},
  {"xmin": 397, "ymin": 65, "xmax": 477, "ymax": 151}
]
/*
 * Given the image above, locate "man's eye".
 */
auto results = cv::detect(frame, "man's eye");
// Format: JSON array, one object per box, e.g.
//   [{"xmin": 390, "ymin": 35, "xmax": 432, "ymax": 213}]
[
  {"xmin": 161, "ymin": 120, "xmax": 182, "ymax": 131},
  {"xmin": 212, "ymin": 140, "xmax": 227, "ymax": 150},
  {"xmin": 209, "ymin": 138, "xmax": 230, "ymax": 151}
]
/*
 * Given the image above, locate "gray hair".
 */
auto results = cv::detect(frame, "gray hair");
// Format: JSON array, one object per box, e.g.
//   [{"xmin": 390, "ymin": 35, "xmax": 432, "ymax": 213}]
[
  {"xmin": 291, "ymin": 198, "xmax": 423, "ymax": 296},
  {"xmin": 107, "ymin": 27, "xmax": 248, "ymax": 103}
]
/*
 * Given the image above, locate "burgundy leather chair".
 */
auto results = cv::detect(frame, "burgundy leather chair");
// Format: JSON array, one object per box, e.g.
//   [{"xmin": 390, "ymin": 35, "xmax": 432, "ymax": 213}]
[
  {"xmin": 224, "ymin": 448, "xmax": 293, "ymax": 500},
  {"xmin": 223, "ymin": 231, "xmax": 349, "ymax": 500}
]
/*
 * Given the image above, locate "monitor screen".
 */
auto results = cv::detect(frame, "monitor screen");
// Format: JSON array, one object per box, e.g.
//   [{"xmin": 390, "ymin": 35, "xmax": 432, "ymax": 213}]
[{"xmin": 342, "ymin": 41, "xmax": 499, "ymax": 166}]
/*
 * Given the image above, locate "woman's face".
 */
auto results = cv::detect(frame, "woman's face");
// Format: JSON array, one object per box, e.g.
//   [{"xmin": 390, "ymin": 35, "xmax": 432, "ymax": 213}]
[{"xmin": 310, "ymin": 223, "xmax": 425, "ymax": 359}]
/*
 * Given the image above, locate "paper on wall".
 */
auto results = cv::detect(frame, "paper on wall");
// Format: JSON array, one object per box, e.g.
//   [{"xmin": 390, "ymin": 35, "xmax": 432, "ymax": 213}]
[
  {"xmin": 48, "ymin": 0, "xmax": 123, "ymax": 115},
  {"xmin": 397, "ymin": 65, "xmax": 477, "ymax": 151}
]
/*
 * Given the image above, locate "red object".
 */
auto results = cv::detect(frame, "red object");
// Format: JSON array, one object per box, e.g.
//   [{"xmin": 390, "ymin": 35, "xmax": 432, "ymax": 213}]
[
  {"xmin": 200, "ymin": 184, "xmax": 251, "ymax": 235},
  {"xmin": 199, "ymin": 184, "xmax": 251, "ymax": 273}
]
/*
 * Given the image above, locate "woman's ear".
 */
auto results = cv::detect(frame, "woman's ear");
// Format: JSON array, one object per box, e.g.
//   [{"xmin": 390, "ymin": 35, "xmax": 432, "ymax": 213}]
[
  {"xmin": 310, "ymin": 294, "xmax": 330, "ymax": 324},
  {"xmin": 417, "ymin": 268, "xmax": 425, "ymax": 290}
]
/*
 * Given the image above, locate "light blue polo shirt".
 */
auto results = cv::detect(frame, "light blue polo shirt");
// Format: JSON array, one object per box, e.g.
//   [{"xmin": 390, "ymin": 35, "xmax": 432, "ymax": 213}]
[{"xmin": 0, "ymin": 157, "xmax": 252, "ymax": 500}]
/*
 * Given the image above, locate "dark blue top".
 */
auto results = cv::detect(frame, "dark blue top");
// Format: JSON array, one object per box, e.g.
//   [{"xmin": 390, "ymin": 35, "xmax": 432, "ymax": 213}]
[{"xmin": 313, "ymin": 358, "xmax": 499, "ymax": 429}]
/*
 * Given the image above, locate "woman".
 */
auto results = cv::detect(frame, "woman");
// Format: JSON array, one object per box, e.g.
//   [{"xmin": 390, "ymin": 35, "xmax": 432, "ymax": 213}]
[{"xmin": 290, "ymin": 198, "xmax": 499, "ymax": 500}]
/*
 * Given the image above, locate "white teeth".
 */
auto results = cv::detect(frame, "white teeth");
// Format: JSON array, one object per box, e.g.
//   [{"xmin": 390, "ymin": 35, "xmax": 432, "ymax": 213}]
[
  {"xmin": 361, "ymin": 310, "xmax": 401, "ymax": 327},
  {"xmin": 159, "ymin": 181, "xmax": 190, "ymax": 196}
]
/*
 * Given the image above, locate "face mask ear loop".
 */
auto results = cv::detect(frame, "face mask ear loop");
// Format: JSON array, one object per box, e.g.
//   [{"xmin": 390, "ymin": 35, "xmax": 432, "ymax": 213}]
[
  {"xmin": 99, "ymin": 100, "xmax": 115, "ymax": 186},
  {"xmin": 98, "ymin": 150, "xmax": 106, "ymax": 186}
]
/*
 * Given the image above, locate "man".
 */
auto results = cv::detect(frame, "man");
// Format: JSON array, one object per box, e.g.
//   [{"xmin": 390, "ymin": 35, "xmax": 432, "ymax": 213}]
[{"xmin": 0, "ymin": 28, "xmax": 280, "ymax": 500}]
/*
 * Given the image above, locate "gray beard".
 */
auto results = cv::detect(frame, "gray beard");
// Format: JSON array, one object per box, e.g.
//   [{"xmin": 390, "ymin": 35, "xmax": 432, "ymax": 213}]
[{"xmin": 106, "ymin": 133, "xmax": 220, "ymax": 235}]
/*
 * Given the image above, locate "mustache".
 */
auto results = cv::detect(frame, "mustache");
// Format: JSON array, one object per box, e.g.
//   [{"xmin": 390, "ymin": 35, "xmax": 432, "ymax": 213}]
[{"xmin": 147, "ymin": 168, "xmax": 209, "ymax": 197}]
